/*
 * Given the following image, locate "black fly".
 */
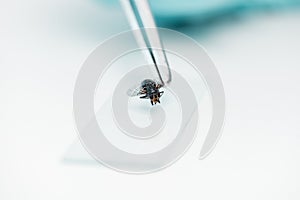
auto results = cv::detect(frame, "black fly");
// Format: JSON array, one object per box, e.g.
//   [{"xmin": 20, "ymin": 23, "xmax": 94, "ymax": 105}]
[{"xmin": 127, "ymin": 79, "xmax": 164, "ymax": 105}]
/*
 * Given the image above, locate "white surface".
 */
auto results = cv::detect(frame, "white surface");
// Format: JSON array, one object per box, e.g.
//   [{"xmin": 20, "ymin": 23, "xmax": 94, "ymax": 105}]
[{"xmin": 0, "ymin": 1, "xmax": 300, "ymax": 199}]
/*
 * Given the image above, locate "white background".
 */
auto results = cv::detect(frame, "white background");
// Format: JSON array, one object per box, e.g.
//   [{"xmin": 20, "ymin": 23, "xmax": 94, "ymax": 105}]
[{"xmin": 0, "ymin": 0, "xmax": 299, "ymax": 199}]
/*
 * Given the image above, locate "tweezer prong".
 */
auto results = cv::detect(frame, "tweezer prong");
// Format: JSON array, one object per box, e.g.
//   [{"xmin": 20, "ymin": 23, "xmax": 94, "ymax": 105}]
[{"xmin": 121, "ymin": 0, "xmax": 172, "ymax": 86}]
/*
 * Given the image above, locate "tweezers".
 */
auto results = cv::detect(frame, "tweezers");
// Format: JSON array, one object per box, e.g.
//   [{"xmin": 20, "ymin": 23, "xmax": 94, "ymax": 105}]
[{"xmin": 121, "ymin": 0, "xmax": 172, "ymax": 86}]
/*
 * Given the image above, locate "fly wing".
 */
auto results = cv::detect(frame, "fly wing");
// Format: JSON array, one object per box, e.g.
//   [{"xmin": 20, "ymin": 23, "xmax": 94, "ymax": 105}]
[{"xmin": 126, "ymin": 84, "xmax": 143, "ymax": 97}]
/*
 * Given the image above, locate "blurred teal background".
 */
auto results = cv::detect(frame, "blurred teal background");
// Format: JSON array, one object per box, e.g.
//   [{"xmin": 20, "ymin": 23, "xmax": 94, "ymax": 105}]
[{"xmin": 101, "ymin": 0, "xmax": 300, "ymax": 26}]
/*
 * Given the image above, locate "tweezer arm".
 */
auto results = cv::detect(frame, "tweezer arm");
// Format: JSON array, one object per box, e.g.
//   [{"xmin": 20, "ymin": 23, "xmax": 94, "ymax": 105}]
[{"xmin": 120, "ymin": 0, "xmax": 172, "ymax": 86}]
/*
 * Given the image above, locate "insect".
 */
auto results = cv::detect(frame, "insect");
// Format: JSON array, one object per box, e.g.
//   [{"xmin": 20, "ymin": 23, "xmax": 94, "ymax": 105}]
[{"xmin": 127, "ymin": 79, "xmax": 164, "ymax": 105}]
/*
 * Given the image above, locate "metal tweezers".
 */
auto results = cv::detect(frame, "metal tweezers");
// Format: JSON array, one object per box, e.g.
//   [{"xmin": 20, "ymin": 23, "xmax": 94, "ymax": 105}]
[{"xmin": 121, "ymin": 0, "xmax": 172, "ymax": 86}]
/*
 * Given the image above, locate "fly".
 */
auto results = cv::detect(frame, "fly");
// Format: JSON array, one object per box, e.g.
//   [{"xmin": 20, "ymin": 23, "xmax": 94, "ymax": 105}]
[{"xmin": 127, "ymin": 79, "xmax": 164, "ymax": 105}]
